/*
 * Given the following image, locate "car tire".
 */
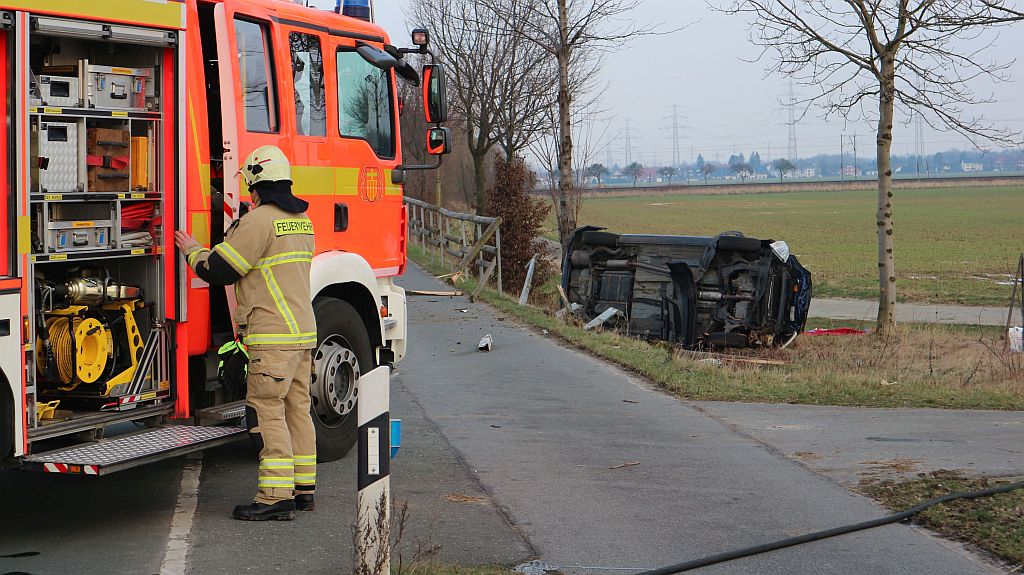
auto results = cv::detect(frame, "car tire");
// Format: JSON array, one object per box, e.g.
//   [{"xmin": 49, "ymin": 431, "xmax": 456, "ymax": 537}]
[
  {"xmin": 310, "ymin": 298, "xmax": 374, "ymax": 462},
  {"xmin": 582, "ymin": 231, "xmax": 619, "ymax": 247},
  {"xmin": 717, "ymin": 235, "xmax": 762, "ymax": 252}
]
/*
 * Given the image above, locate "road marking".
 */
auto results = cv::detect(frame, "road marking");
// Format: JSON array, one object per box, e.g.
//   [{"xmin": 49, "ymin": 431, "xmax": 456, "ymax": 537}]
[{"xmin": 160, "ymin": 453, "xmax": 203, "ymax": 575}]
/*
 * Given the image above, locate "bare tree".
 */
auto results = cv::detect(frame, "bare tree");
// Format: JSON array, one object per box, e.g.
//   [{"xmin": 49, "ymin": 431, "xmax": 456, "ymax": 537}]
[
  {"xmin": 658, "ymin": 166, "xmax": 679, "ymax": 186},
  {"xmin": 624, "ymin": 162, "xmax": 644, "ymax": 186},
  {"xmin": 730, "ymin": 162, "xmax": 753, "ymax": 182},
  {"xmin": 722, "ymin": 0, "xmax": 1024, "ymax": 334},
  {"xmin": 482, "ymin": 0, "xmax": 682, "ymax": 248},
  {"xmin": 701, "ymin": 163, "xmax": 716, "ymax": 184},
  {"xmin": 772, "ymin": 158, "xmax": 796, "ymax": 182},
  {"xmin": 409, "ymin": 0, "xmax": 552, "ymax": 213}
]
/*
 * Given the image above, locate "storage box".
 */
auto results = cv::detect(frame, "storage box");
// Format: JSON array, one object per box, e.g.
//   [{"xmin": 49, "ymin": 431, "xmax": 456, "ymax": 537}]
[
  {"xmin": 87, "ymin": 127, "xmax": 130, "ymax": 192},
  {"xmin": 130, "ymin": 136, "xmax": 149, "ymax": 191},
  {"xmin": 38, "ymin": 75, "xmax": 80, "ymax": 108},
  {"xmin": 37, "ymin": 202, "xmax": 114, "ymax": 253},
  {"xmin": 87, "ymin": 65, "xmax": 153, "ymax": 110},
  {"xmin": 31, "ymin": 121, "xmax": 81, "ymax": 194}
]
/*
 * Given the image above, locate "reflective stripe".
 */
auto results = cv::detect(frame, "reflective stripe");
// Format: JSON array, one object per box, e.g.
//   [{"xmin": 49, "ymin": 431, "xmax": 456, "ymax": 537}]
[
  {"xmin": 187, "ymin": 247, "xmax": 209, "ymax": 268},
  {"xmin": 214, "ymin": 242, "xmax": 251, "ymax": 274},
  {"xmin": 258, "ymin": 477, "xmax": 295, "ymax": 488},
  {"xmin": 256, "ymin": 251, "xmax": 313, "ymax": 268},
  {"xmin": 242, "ymin": 332, "xmax": 317, "ymax": 346},
  {"xmin": 260, "ymin": 266, "xmax": 299, "ymax": 334},
  {"xmin": 295, "ymin": 472, "xmax": 316, "ymax": 485},
  {"xmin": 259, "ymin": 461, "xmax": 294, "ymax": 470},
  {"xmin": 294, "ymin": 455, "xmax": 317, "ymax": 465}
]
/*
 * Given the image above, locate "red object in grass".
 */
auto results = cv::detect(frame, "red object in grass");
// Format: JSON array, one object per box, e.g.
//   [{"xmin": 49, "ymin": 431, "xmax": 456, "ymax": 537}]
[{"xmin": 804, "ymin": 328, "xmax": 867, "ymax": 336}]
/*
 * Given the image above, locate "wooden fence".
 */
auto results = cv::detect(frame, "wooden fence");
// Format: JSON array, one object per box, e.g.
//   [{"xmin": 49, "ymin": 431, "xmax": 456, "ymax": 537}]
[{"xmin": 405, "ymin": 197, "xmax": 502, "ymax": 300}]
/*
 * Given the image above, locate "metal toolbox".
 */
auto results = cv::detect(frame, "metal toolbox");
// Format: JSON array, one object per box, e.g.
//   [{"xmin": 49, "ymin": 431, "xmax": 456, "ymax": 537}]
[
  {"xmin": 37, "ymin": 75, "xmax": 81, "ymax": 108},
  {"xmin": 30, "ymin": 121, "xmax": 81, "ymax": 194},
  {"xmin": 37, "ymin": 202, "xmax": 114, "ymax": 253},
  {"xmin": 86, "ymin": 64, "xmax": 154, "ymax": 110}
]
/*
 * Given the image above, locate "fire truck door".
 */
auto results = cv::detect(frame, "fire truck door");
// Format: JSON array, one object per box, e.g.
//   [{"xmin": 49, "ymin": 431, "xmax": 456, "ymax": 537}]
[{"xmin": 0, "ymin": 15, "xmax": 25, "ymax": 459}]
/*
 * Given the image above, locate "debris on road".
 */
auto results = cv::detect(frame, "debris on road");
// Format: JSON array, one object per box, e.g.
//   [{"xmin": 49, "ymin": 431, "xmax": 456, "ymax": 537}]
[
  {"xmin": 610, "ymin": 461, "xmax": 641, "ymax": 470},
  {"xmin": 516, "ymin": 560, "xmax": 557, "ymax": 575},
  {"xmin": 478, "ymin": 334, "xmax": 493, "ymax": 352},
  {"xmin": 408, "ymin": 289, "xmax": 464, "ymax": 297},
  {"xmin": 584, "ymin": 307, "xmax": 622, "ymax": 331},
  {"xmin": 443, "ymin": 493, "xmax": 489, "ymax": 505},
  {"xmin": 622, "ymin": 399, "xmax": 639, "ymax": 404},
  {"xmin": 555, "ymin": 303, "xmax": 582, "ymax": 319}
]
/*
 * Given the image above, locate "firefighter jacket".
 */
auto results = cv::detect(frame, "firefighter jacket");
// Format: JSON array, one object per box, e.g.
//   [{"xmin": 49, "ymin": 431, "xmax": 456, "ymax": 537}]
[{"xmin": 184, "ymin": 204, "xmax": 316, "ymax": 350}]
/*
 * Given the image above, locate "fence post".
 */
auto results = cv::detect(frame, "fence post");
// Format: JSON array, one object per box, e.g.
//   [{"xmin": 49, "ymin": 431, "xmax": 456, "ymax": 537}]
[{"xmin": 495, "ymin": 225, "xmax": 503, "ymax": 297}]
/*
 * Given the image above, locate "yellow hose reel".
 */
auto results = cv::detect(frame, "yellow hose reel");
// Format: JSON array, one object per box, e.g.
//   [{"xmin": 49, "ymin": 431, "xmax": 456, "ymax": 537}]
[{"xmin": 38, "ymin": 314, "xmax": 112, "ymax": 391}]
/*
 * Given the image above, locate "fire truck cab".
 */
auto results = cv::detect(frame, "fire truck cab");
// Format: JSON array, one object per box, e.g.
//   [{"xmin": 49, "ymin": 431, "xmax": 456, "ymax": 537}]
[{"xmin": 0, "ymin": 0, "xmax": 448, "ymax": 475}]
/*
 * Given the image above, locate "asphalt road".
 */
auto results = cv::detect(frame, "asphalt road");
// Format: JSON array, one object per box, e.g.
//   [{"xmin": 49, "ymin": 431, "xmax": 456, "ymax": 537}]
[
  {"xmin": 1, "ymin": 261, "xmax": 1019, "ymax": 575},
  {"xmin": 397, "ymin": 264, "xmax": 1011, "ymax": 575}
]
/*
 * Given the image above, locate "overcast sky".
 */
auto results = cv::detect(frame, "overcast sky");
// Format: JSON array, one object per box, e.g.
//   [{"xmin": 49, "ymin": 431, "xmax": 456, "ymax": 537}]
[{"xmin": 314, "ymin": 0, "xmax": 1024, "ymax": 167}]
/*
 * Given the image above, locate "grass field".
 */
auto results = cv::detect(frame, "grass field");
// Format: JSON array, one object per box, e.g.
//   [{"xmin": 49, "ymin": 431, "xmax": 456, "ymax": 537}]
[{"xmin": 564, "ymin": 186, "xmax": 1024, "ymax": 306}]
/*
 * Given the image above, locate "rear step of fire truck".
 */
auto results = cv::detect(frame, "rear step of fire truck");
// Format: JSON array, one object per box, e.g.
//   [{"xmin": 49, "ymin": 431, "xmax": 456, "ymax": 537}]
[{"xmin": 22, "ymin": 425, "xmax": 246, "ymax": 476}]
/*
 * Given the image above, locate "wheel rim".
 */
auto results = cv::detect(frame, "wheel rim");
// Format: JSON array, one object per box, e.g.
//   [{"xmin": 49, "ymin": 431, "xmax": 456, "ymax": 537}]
[{"xmin": 310, "ymin": 335, "xmax": 360, "ymax": 428}]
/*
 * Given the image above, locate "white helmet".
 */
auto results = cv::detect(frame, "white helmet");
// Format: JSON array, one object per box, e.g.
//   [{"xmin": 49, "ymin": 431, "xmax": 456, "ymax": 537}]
[{"xmin": 239, "ymin": 145, "xmax": 292, "ymax": 187}]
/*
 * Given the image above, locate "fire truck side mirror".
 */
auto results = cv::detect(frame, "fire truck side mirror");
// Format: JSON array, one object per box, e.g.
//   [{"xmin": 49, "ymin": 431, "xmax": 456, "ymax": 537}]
[
  {"xmin": 426, "ymin": 127, "xmax": 451, "ymax": 156},
  {"xmin": 422, "ymin": 64, "xmax": 448, "ymax": 124}
]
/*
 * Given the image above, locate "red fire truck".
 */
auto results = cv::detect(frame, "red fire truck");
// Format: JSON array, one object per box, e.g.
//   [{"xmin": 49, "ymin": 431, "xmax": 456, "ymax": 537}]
[{"xmin": 0, "ymin": 0, "xmax": 449, "ymax": 474}]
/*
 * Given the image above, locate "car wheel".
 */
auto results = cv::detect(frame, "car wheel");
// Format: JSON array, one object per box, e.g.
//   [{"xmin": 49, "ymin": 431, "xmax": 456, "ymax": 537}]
[
  {"xmin": 582, "ymin": 231, "xmax": 620, "ymax": 247},
  {"xmin": 310, "ymin": 298, "xmax": 374, "ymax": 462}
]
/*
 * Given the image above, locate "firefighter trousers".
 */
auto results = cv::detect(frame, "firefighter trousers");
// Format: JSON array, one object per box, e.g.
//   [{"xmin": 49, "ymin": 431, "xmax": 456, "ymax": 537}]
[{"xmin": 245, "ymin": 348, "xmax": 317, "ymax": 505}]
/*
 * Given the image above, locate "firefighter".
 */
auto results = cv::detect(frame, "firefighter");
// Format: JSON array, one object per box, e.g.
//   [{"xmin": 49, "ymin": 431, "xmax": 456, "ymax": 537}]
[{"xmin": 175, "ymin": 145, "xmax": 318, "ymax": 521}]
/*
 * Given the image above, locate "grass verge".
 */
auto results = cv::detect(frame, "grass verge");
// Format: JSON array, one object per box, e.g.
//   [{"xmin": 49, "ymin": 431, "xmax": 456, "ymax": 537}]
[
  {"xmin": 860, "ymin": 472, "xmax": 1024, "ymax": 568},
  {"xmin": 409, "ymin": 245, "xmax": 1024, "ymax": 410}
]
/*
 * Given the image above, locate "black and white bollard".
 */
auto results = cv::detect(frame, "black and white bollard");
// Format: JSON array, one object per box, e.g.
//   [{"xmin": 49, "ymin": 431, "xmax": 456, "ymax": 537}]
[{"xmin": 356, "ymin": 366, "xmax": 391, "ymax": 575}]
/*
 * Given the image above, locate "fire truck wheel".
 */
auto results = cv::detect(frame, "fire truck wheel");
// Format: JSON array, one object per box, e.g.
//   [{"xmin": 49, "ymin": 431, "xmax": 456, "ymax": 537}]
[
  {"xmin": 311, "ymin": 297, "xmax": 373, "ymax": 462},
  {"xmin": 0, "ymin": 374, "xmax": 12, "ymax": 462}
]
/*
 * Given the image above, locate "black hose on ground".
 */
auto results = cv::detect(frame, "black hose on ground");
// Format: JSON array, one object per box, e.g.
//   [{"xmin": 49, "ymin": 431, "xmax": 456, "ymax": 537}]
[{"xmin": 634, "ymin": 480, "xmax": 1024, "ymax": 575}]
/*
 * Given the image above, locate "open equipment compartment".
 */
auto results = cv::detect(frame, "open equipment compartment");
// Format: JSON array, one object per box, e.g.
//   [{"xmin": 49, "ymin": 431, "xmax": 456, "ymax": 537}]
[{"xmin": 25, "ymin": 15, "xmax": 173, "ymax": 434}]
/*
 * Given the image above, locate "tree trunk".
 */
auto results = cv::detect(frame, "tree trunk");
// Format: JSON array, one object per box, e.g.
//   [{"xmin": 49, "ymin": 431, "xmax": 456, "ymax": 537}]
[
  {"xmin": 875, "ymin": 56, "xmax": 898, "ymax": 335},
  {"xmin": 472, "ymin": 151, "xmax": 487, "ymax": 214},
  {"xmin": 556, "ymin": 0, "xmax": 575, "ymax": 249}
]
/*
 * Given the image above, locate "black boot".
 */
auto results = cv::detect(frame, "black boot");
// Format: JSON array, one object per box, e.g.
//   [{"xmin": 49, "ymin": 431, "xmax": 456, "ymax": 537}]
[
  {"xmin": 295, "ymin": 494, "xmax": 315, "ymax": 512},
  {"xmin": 232, "ymin": 500, "xmax": 296, "ymax": 521}
]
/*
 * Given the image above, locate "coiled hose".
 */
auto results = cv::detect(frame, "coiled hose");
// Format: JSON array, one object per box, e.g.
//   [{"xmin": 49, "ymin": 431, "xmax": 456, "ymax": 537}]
[{"xmin": 39, "ymin": 316, "xmax": 109, "ymax": 387}]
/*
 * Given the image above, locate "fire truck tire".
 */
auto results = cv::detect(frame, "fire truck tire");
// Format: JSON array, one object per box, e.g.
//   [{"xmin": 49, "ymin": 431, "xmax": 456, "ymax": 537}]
[
  {"xmin": 0, "ymin": 373, "xmax": 12, "ymax": 462},
  {"xmin": 310, "ymin": 297, "xmax": 373, "ymax": 462}
]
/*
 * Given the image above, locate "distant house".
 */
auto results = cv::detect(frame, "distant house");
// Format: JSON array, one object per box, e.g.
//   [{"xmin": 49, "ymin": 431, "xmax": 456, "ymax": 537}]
[
  {"xmin": 961, "ymin": 162, "xmax": 984, "ymax": 172},
  {"xmin": 843, "ymin": 165, "xmax": 861, "ymax": 177},
  {"xmin": 802, "ymin": 167, "xmax": 818, "ymax": 178}
]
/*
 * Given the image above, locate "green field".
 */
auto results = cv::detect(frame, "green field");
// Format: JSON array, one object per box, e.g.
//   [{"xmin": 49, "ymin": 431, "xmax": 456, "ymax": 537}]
[{"xmin": 569, "ymin": 186, "xmax": 1024, "ymax": 305}]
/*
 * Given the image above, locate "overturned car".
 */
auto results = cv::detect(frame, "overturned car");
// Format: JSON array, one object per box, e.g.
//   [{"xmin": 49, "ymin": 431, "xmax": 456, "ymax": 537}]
[{"xmin": 562, "ymin": 227, "xmax": 812, "ymax": 349}]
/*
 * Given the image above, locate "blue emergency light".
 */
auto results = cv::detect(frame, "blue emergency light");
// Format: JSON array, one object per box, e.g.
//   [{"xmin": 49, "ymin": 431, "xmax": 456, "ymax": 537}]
[{"xmin": 336, "ymin": 0, "xmax": 373, "ymax": 21}]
